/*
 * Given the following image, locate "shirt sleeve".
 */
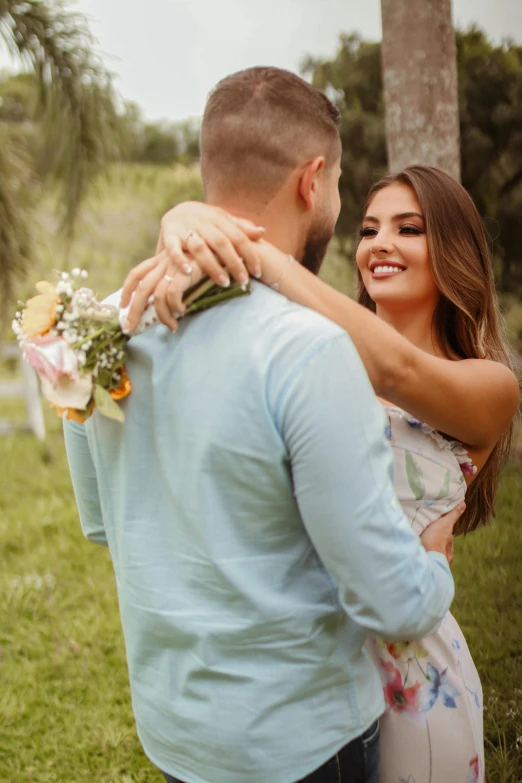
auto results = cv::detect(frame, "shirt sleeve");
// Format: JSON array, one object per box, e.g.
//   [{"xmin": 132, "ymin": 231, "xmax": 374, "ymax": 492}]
[
  {"xmin": 63, "ymin": 418, "xmax": 108, "ymax": 547},
  {"xmin": 276, "ymin": 332, "xmax": 454, "ymax": 641}
]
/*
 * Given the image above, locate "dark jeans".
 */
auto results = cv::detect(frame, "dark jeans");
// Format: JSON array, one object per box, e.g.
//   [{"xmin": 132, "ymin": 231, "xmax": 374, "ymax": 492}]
[{"xmin": 161, "ymin": 719, "xmax": 380, "ymax": 783}]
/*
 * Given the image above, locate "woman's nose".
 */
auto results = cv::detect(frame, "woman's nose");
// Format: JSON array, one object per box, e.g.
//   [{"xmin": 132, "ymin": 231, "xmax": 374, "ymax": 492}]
[{"xmin": 371, "ymin": 239, "xmax": 394, "ymax": 255}]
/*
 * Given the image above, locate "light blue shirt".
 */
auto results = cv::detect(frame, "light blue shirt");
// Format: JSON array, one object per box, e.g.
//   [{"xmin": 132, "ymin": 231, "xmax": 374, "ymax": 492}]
[{"xmin": 64, "ymin": 282, "xmax": 454, "ymax": 783}]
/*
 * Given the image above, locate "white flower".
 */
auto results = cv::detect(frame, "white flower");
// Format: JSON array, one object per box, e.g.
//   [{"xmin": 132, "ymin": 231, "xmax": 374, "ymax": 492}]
[
  {"xmin": 63, "ymin": 330, "xmax": 78, "ymax": 344},
  {"xmin": 80, "ymin": 270, "xmax": 88, "ymax": 279},
  {"xmin": 40, "ymin": 373, "xmax": 93, "ymax": 410},
  {"xmin": 71, "ymin": 268, "xmax": 81, "ymax": 277},
  {"xmin": 56, "ymin": 281, "xmax": 73, "ymax": 297}
]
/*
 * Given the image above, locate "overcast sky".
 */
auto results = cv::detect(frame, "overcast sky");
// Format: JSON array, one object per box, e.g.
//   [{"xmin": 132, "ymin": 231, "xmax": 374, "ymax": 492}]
[{"xmin": 2, "ymin": 0, "xmax": 522, "ymax": 121}]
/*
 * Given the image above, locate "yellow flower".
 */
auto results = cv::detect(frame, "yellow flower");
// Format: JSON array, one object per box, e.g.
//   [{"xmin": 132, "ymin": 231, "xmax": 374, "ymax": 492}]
[{"xmin": 21, "ymin": 281, "xmax": 59, "ymax": 338}]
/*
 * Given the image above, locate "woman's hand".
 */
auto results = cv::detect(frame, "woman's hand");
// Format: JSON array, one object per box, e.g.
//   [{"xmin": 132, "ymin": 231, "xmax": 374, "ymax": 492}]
[{"xmin": 120, "ymin": 202, "xmax": 265, "ymax": 331}]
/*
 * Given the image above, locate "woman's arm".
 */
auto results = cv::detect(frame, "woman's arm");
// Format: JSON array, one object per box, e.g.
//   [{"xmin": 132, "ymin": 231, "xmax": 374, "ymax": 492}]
[
  {"xmin": 259, "ymin": 240, "xmax": 519, "ymax": 451},
  {"xmin": 121, "ymin": 203, "xmax": 520, "ymax": 451}
]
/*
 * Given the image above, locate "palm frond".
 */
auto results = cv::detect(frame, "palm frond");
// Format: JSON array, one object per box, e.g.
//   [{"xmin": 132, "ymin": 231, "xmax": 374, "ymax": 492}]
[
  {"xmin": 0, "ymin": 123, "xmax": 32, "ymax": 322},
  {"xmin": 0, "ymin": 0, "xmax": 121, "ymax": 234}
]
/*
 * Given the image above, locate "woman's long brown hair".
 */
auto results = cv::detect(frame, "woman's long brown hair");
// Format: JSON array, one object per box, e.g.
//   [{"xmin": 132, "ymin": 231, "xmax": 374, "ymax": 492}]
[{"xmin": 357, "ymin": 165, "xmax": 517, "ymax": 535}]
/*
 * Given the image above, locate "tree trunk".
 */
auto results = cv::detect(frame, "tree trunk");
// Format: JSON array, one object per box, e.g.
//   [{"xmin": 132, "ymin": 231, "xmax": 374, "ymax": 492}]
[{"xmin": 380, "ymin": 0, "xmax": 461, "ymax": 181}]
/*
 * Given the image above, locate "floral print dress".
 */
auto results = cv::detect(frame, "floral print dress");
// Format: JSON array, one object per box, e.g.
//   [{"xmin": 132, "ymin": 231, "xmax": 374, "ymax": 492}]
[{"xmin": 366, "ymin": 406, "xmax": 484, "ymax": 783}]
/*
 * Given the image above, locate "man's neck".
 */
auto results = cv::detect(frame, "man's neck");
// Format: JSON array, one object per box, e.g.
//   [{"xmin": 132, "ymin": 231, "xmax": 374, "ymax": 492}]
[{"xmin": 207, "ymin": 199, "xmax": 303, "ymax": 260}]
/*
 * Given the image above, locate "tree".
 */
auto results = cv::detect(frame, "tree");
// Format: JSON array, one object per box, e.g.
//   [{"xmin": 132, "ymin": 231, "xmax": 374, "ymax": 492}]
[
  {"xmin": 302, "ymin": 35, "xmax": 387, "ymax": 245},
  {"xmin": 304, "ymin": 29, "xmax": 522, "ymax": 292},
  {"xmin": 119, "ymin": 102, "xmax": 200, "ymax": 167},
  {"xmin": 0, "ymin": 0, "xmax": 120, "ymax": 312},
  {"xmin": 458, "ymin": 29, "xmax": 522, "ymax": 291},
  {"xmin": 380, "ymin": 0, "xmax": 460, "ymax": 180}
]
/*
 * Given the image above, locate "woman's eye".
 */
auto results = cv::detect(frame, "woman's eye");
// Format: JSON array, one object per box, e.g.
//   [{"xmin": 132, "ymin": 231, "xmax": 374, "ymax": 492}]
[
  {"xmin": 400, "ymin": 225, "xmax": 422, "ymax": 235},
  {"xmin": 359, "ymin": 227, "xmax": 377, "ymax": 238}
]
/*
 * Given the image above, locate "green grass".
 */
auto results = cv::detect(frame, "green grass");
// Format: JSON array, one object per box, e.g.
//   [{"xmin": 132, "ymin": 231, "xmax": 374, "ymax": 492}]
[
  {"xmin": 0, "ymin": 412, "xmax": 159, "ymax": 782},
  {"xmin": 0, "ymin": 164, "xmax": 521, "ymax": 781},
  {"xmin": 453, "ymin": 465, "xmax": 522, "ymax": 781}
]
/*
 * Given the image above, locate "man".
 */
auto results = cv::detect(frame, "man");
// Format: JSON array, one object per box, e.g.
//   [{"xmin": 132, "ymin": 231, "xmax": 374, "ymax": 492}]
[{"xmin": 64, "ymin": 67, "xmax": 460, "ymax": 783}]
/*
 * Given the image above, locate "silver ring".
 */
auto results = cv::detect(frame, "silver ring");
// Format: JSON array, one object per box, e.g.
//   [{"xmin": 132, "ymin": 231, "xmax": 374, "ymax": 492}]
[{"xmin": 164, "ymin": 274, "xmax": 176, "ymax": 283}]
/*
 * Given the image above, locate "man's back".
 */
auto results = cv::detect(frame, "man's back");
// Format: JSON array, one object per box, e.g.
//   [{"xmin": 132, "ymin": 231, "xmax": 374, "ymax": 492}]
[{"xmin": 65, "ymin": 282, "xmax": 453, "ymax": 783}]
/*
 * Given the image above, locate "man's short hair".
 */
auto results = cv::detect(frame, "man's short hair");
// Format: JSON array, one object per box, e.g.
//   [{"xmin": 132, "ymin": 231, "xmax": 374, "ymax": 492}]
[{"xmin": 200, "ymin": 67, "xmax": 341, "ymax": 202}]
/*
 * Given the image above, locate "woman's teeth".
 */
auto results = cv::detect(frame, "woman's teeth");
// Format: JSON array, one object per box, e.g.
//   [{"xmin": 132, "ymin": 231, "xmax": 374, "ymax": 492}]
[{"xmin": 372, "ymin": 265, "xmax": 404, "ymax": 274}]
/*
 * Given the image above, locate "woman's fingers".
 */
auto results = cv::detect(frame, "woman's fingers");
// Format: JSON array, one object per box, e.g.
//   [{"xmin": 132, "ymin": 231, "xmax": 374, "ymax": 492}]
[
  {"xmin": 212, "ymin": 218, "xmax": 261, "ymax": 279},
  {"xmin": 124, "ymin": 252, "xmax": 169, "ymax": 331},
  {"xmin": 166, "ymin": 278, "xmax": 188, "ymax": 321},
  {"xmin": 162, "ymin": 232, "xmax": 194, "ymax": 276},
  {"xmin": 153, "ymin": 276, "xmax": 182, "ymax": 331},
  {"xmin": 186, "ymin": 221, "xmax": 256, "ymax": 283},
  {"xmin": 184, "ymin": 230, "xmax": 232, "ymax": 286},
  {"xmin": 120, "ymin": 254, "xmax": 162, "ymax": 308},
  {"xmin": 231, "ymin": 217, "xmax": 266, "ymax": 240},
  {"xmin": 159, "ymin": 204, "xmax": 262, "ymax": 281}
]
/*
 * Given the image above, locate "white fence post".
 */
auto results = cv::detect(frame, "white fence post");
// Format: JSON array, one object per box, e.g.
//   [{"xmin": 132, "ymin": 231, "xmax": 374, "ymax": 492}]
[{"xmin": 0, "ymin": 343, "xmax": 46, "ymax": 440}]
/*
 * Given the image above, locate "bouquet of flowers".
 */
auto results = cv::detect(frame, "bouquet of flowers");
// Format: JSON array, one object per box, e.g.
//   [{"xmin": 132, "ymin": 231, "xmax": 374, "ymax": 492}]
[{"xmin": 12, "ymin": 269, "xmax": 250, "ymax": 423}]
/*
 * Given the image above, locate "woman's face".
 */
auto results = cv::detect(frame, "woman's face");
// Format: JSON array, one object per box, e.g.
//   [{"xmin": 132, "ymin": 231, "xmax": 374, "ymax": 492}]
[{"xmin": 356, "ymin": 183, "xmax": 440, "ymax": 313}]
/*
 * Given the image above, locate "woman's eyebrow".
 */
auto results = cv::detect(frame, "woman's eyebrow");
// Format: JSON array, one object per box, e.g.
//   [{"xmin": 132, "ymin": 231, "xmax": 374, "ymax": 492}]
[
  {"xmin": 362, "ymin": 211, "xmax": 425, "ymax": 223},
  {"xmin": 394, "ymin": 211, "xmax": 425, "ymax": 221}
]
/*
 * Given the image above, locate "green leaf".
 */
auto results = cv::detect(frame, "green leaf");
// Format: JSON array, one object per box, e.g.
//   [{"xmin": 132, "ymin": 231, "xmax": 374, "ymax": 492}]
[
  {"xmin": 93, "ymin": 385, "xmax": 125, "ymax": 423},
  {"xmin": 435, "ymin": 470, "xmax": 451, "ymax": 500},
  {"xmin": 405, "ymin": 451, "xmax": 425, "ymax": 500}
]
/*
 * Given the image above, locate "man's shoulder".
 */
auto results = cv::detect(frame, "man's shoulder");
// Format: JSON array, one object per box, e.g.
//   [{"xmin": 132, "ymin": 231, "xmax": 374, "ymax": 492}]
[
  {"xmin": 243, "ymin": 282, "xmax": 346, "ymax": 343},
  {"xmin": 226, "ymin": 283, "xmax": 357, "ymax": 389}
]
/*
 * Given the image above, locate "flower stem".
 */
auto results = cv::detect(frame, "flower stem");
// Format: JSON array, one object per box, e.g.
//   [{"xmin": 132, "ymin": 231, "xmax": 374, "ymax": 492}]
[
  {"xmin": 185, "ymin": 283, "xmax": 251, "ymax": 314},
  {"xmin": 183, "ymin": 277, "xmax": 216, "ymax": 308},
  {"xmin": 72, "ymin": 327, "xmax": 106, "ymax": 348}
]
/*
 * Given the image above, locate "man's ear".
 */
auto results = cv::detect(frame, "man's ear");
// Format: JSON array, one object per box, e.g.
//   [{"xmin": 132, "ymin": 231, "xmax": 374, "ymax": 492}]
[{"xmin": 298, "ymin": 157, "xmax": 325, "ymax": 211}]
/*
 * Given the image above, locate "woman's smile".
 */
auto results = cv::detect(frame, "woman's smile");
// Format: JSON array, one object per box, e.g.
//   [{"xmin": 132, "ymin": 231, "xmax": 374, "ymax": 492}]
[{"xmin": 369, "ymin": 260, "xmax": 407, "ymax": 278}]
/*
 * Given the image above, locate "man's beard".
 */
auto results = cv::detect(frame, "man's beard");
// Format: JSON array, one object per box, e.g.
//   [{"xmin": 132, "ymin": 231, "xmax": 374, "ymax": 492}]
[{"xmin": 301, "ymin": 219, "xmax": 335, "ymax": 276}]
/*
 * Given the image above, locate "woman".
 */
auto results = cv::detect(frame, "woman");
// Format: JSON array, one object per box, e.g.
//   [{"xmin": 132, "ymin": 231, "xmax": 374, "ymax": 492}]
[{"xmin": 121, "ymin": 165, "xmax": 519, "ymax": 782}]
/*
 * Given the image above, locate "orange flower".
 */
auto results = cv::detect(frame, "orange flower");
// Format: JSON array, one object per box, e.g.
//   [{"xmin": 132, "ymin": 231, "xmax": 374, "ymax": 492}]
[
  {"xmin": 21, "ymin": 281, "xmax": 59, "ymax": 338},
  {"xmin": 53, "ymin": 405, "xmax": 94, "ymax": 423},
  {"xmin": 109, "ymin": 368, "xmax": 132, "ymax": 401}
]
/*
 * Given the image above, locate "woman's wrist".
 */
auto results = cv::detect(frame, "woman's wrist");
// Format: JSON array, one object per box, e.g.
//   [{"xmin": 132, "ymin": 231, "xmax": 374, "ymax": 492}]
[{"xmin": 256, "ymin": 241, "xmax": 295, "ymax": 288}]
